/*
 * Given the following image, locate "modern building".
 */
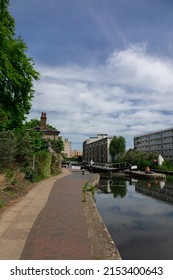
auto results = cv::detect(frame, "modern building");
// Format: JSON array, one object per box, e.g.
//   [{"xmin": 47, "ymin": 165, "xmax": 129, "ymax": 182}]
[
  {"xmin": 134, "ymin": 127, "xmax": 173, "ymax": 160},
  {"xmin": 83, "ymin": 134, "xmax": 113, "ymax": 163}
]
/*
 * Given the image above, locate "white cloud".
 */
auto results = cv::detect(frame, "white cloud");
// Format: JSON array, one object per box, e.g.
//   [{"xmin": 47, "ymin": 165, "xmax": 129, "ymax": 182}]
[{"xmin": 30, "ymin": 44, "xmax": 173, "ymax": 150}]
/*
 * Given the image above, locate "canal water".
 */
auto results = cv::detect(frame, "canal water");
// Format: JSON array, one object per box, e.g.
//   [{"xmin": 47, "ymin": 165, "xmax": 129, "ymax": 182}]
[{"xmin": 94, "ymin": 175, "xmax": 173, "ymax": 260}]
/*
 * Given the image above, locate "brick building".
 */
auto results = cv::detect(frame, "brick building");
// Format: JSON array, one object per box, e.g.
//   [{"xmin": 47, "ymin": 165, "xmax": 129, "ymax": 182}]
[
  {"xmin": 35, "ymin": 112, "xmax": 60, "ymax": 140},
  {"xmin": 83, "ymin": 134, "xmax": 113, "ymax": 163}
]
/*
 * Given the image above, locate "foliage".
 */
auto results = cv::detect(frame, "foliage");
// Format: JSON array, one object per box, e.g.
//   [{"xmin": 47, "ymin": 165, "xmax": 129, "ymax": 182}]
[
  {"xmin": 50, "ymin": 137, "xmax": 64, "ymax": 154},
  {"xmin": 24, "ymin": 119, "xmax": 40, "ymax": 129},
  {"xmin": 109, "ymin": 136, "xmax": 126, "ymax": 161},
  {"xmin": 24, "ymin": 118, "xmax": 57, "ymax": 131},
  {"xmin": 14, "ymin": 128, "xmax": 33, "ymax": 165},
  {"xmin": 0, "ymin": 0, "xmax": 39, "ymax": 130},
  {"xmin": 0, "ymin": 104, "xmax": 9, "ymax": 130},
  {"xmin": 51, "ymin": 152, "xmax": 62, "ymax": 175},
  {"xmin": 0, "ymin": 114, "xmax": 63, "ymax": 181},
  {"xmin": 33, "ymin": 150, "xmax": 52, "ymax": 180},
  {"xmin": 120, "ymin": 149, "xmax": 159, "ymax": 170},
  {"xmin": 0, "ymin": 129, "xmax": 52, "ymax": 175},
  {"xmin": 82, "ymin": 181, "xmax": 96, "ymax": 202},
  {"xmin": 157, "ymin": 160, "xmax": 173, "ymax": 171},
  {"xmin": 0, "ymin": 130, "xmax": 16, "ymax": 169},
  {"xmin": 4, "ymin": 168, "xmax": 14, "ymax": 178},
  {"xmin": 0, "ymin": 199, "xmax": 5, "ymax": 207},
  {"xmin": 29, "ymin": 129, "xmax": 48, "ymax": 152},
  {"xmin": 14, "ymin": 128, "xmax": 47, "ymax": 166}
]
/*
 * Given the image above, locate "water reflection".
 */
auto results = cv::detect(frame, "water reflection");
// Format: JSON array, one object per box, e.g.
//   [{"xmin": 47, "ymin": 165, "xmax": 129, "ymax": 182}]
[
  {"xmin": 95, "ymin": 175, "xmax": 173, "ymax": 260},
  {"xmin": 99, "ymin": 178, "xmax": 127, "ymax": 197}
]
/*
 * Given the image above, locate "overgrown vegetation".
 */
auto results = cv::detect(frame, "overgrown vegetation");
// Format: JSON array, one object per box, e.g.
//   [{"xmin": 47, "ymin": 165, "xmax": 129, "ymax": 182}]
[
  {"xmin": 109, "ymin": 136, "xmax": 126, "ymax": 162},
  {"xmin": 0, "ymin": 126, "xmax": 64, "ymax": 208},
  {"xmin": 0, "ymin": 126, "xmax": 64, "ymax": 179},
  {"xmin": 0, "ymin": 199, "xmax": 5, "ymax": 208},
  {"xmin": 157, "ymin": 160, "xmax": 173, "ymax": 171},
  {"xmin": 82, "ymin": 181, "xmax": 96, "ymax": 202},
  {"xmin": 115, "ymin": 149, "xmax": 173, "ymax": 171}
]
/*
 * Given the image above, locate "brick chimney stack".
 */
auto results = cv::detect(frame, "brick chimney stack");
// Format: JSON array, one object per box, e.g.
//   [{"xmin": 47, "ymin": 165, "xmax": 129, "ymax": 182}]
[{"xmin": 40, "ymin": 112, "xmax": 47, "ymax": 130}]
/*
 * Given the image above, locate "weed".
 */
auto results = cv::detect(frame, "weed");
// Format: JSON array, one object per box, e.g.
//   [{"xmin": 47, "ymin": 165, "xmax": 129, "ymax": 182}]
[
  {"xmin": 82, "ymin": 181, "xmax": 96, "ymax": 202},
  {"xmin": 0, "ymin": 199, "xmax": 5, "ymax": 208},
  {"xmin": 5, "ymin": 169, "xmax": 14, "ymax": 178}
]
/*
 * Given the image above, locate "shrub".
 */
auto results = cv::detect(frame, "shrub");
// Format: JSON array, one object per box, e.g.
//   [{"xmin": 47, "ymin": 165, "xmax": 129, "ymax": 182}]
[
  {"xmin": 0, "ymin": 199, "xmax": 5, "ymax": 208},
  {"xmin": 34, "ymin": 150, "xmax": 52, "ymax": 180},
  {"xmin": 0, "ymin": 131, "xmax": 16, "ymax": 169}
]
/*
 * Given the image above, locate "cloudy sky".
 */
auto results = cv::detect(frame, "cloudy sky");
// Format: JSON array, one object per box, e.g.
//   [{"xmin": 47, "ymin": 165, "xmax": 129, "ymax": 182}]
[{"xmin": 9, "ymin": 0, "xmax": 173, "ymax": 150}]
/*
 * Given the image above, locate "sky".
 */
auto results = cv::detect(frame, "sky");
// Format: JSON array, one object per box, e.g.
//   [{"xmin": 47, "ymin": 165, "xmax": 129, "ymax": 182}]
[{"xmin": 9, "ymin": 0, "xmax": 173, "ymax": 151}]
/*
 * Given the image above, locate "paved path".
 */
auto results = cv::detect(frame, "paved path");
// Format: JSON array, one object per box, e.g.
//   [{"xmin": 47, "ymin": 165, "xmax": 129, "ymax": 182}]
[{"xmin": 0, "ymin": 169, "xmax": 95, "ymax": 260}]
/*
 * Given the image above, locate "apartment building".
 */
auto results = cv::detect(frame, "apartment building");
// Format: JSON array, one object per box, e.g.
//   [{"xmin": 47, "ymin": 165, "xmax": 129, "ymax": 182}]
[
  {"xmin": 134, "ymin": 127, "xmax": 173, "ymax": 160},
  {"xmin": 83, "ymin": 134, "xmax": 113, "ymax": 163}
]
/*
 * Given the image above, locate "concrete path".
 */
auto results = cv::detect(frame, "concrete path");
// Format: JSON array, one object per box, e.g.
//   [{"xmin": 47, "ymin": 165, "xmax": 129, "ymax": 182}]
[
  {"xmin": 0, "ymin": 169, "xmax": 70, "ymax": 259},
  {"xmin": 20, "ymin": 171, "xmax": 95, "ymax": 260}
]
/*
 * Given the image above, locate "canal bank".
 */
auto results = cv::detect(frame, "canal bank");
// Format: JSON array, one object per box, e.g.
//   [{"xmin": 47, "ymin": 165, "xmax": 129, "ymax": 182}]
[
  {"xmin": 84, "ymin": 174, "xmax": 121, "ymax": 260},
  {"xmin": 0, "ymin": 168, "xmax": 121, "ymax": 260}
]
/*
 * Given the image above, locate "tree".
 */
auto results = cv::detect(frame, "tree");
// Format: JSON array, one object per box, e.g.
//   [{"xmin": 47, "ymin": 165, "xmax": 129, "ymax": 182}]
[
  {"xmin": 14, "ymin": 127, "xmax": 47, "ymax": 166},
  {"xmin": 123, "ymin": 150, "xmax": 159, "ymax": 170},
  {"xmin": 50, "ymin": 138, "xmax": 64, "ymax": 154},
  {"xmin": 0, "ymin": 130, "xmax": 16, "ymax": 169},
  {"xmin": 24, "ymin": 119, "xmax": 40, "ymax": 129},
  {"xmin": 0, "ymin": 0, "xmax": 39, "ymax": 130},
  {"xmin": 109, "ymin": 136, "xmax": 126, "ymax": 162}
]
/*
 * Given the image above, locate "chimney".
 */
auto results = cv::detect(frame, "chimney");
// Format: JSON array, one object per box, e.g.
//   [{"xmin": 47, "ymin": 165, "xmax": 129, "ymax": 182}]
[{"xmin": 40, "ymin": 112, "xmax": 47, "ymax": 130}]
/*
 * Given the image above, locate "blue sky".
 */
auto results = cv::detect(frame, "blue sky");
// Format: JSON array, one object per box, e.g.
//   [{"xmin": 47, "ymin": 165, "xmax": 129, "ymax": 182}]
[{"xmin": 9, "ymin": 0, "xmax": 173, "ymax": 150}]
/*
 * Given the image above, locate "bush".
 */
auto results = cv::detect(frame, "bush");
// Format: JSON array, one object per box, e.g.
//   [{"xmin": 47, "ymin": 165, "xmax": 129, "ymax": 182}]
[
  {"xmin": 118, "ymin": 150, "xmax": 158, "ymax": 170},
  {"xmin": 51, "ymin": 153, "xmax": 62, "ymax": 175},
  {"xmin": 0, "ymin": 199, "xmax": 5, "ymax": 208},
  {"xmin": 34, "ymin": 150, "xmax": 52, "ymax": 180},
  {"xmin": 157, "ymin": 160, "xmax": 173, "ymax": 171},
  {"xmin": 0, "ymin": 131, "xmax": 16, "ymax": 169}
]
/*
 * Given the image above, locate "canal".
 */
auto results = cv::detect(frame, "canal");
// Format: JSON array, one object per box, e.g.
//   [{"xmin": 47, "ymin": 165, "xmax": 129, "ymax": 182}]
[{"xmin": 94, "ymin": 175, "xmax": 173, "ymax": 260}]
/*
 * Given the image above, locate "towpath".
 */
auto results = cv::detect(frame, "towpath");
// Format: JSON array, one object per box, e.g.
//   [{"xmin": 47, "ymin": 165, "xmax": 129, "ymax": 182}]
[{"xmin": 0, "ymin": 169, "xmax": 94, "ymax": 259}]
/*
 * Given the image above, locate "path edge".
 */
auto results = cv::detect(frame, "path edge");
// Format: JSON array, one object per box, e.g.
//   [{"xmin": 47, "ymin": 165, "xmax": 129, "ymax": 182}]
[{"xmin": 85, "ymin": 174, "xmax": 122, "ymax": 260}]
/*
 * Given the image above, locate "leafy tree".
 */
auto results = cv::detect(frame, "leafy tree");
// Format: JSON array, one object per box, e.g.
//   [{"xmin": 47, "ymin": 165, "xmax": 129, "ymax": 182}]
[
  {"xmin": 25, "ymin": 118, "xmax": 57, "ymax": 131},
  {"xmin": 0, "ymin": 104, "xmax": 9, "ymax": 130},
  {"xmin": 109, "ymin": 136, "xmax": 126, "ymax": 161},
  {"xmin": 24, "ymin": 119, "xmax": 62, "ymax": 153},
  {"xmin": 51, "ymin": 138, "xmax": 64, "ymax": 154},
  {"xmin": 14, "ymin": 128, "xmax": 47, "ymax": 166},
  {"xmin": 0, "ymin": 0, "xmax": 39, "ymax": 130},
  {"xmin": 14, "ymin": 128, "xmax": 33, "ymax": 165},
  {"xmin": 24, "ymin": 119, "xmax": 40, "ymax": 129},
  {"xmin": 0, "ymin": 130, "xmax": 16, "ymax": 169},
  {"xmin": 123, "ymin": 150, "xmax": 158, "ymax": 170}
]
